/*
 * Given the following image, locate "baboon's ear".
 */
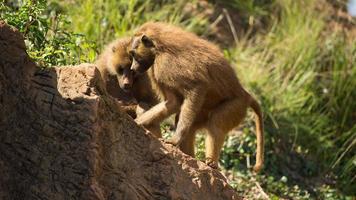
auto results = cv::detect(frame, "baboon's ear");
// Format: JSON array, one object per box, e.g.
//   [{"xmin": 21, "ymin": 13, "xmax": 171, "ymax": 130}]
[
  {"xmin": 141, "ymin": 35, "xmax": 154, "ymax": 47},
  {"xmin": 112, "ymin": 46, "xmax": 116, "ymax": 52}
]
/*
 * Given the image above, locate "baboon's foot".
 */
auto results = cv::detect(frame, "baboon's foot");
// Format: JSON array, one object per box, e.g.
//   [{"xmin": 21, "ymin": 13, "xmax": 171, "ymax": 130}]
[{"xmin": 205, "ymin": 158, "xmax": 219, "ymax": 169}]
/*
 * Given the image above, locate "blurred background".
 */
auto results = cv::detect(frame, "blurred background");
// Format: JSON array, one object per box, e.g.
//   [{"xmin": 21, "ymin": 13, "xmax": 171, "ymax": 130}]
[{"xmin": 1, "ymin": 0, "xmax": 355, "ymax": 199}]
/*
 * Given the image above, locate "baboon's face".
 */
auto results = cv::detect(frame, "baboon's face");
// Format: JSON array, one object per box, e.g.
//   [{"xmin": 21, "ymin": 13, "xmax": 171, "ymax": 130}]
[
  {"xmin": 109, "ymin": 48, "xmax": 133, "ymax": 92},
  {"xmin": 116, "ymin": 65, "xmax": 133, "ymax": 92},
  {"xmin": 129, "ymin": 35, "xmax": 155, "ymax": 74}
]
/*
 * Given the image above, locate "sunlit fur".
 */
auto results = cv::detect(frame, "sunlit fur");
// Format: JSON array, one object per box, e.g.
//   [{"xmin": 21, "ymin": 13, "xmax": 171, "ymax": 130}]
[
  {"xmin": 130, "ymin": 22, "xmax": 264, "ymax": 172},
  {"xmin": 96, "ymin": 38, "xmax": 132, "ymax": 90},
  {"xmin": 96, "ymin": 37, "xmax": 161, "ymax": 137}
]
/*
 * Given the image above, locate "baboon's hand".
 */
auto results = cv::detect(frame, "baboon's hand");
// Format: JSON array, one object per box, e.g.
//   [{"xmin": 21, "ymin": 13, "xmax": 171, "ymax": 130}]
[
  {"xmin": 134, "ymin": 117, "xmax": 144, "ymax": 125},
  {"xmin": 165, "ymin": 136, "xmax": 181, "ymax": 146}
]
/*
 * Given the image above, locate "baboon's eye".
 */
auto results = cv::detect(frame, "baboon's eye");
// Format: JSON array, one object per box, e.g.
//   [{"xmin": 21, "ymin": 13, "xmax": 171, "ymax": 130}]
[
  {"xmin": 118, "ymin": 68, "xmax": 123, "ymax": 75},
  {"xmin": 129, "ymin": 50, "xmax": 135, "ymax": 57},
  {"xmin": 141, "ymin": 35, "xmax": 154, "ymax": 47}
]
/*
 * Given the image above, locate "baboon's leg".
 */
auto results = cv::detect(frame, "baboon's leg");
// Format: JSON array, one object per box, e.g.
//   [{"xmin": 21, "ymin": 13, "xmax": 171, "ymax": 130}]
[
  {"xmin": 174, "ymin": 112, "xmax": 179, "ymax": 130},
  {"xmin": 167, "ymin": 89, "xmax": 206, "ymax": 146},
  {"xmin": 205, "ymin": 97, "xmax": 248, "ymax": 168},
  {"xmin": 205, "ymin": 127, "xmax": 226, "ymax": 169},
  {"xmin": 178, "ymin": 126, "xmax": 199, "ymax": 157},
  {"xmin": 135, "ymin": 91, "xmax": 179, "ymax": 126}
]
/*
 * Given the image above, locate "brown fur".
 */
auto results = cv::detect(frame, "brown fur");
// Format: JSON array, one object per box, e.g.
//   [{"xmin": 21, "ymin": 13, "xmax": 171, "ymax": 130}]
[
  {"xmin": 129, "ymin": 22, "xmax": 264, "ymax": 172},
  {"xmin": 96, "ymin": 37, "xmax": 161, "ymax": 137},
  {"xmin": 96, "ymin": 38, "xmax": 134, "ymax": 102}
]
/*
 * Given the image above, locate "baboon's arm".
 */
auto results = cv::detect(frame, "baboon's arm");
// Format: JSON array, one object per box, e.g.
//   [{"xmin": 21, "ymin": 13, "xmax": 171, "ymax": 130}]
[
  {"xmin": 168, "ymin": 88, "xmax": 206, "ymax": 145},
  {"xmin": 135, "ymin": 91, "xmax": 179, "ymax": 126}
]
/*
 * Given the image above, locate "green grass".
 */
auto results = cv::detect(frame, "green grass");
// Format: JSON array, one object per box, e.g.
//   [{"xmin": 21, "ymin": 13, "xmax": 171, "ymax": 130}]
[
  {"xmin": 226, "ymin": 0, "xmax": 356, "ymax": 196},
  {"xmin": 1, "ymin": 0, "xmax": 355, "ymax": 198},
  {"xmin": 57, "ymin": 0, "xmax": 209, "ymax": 50}
]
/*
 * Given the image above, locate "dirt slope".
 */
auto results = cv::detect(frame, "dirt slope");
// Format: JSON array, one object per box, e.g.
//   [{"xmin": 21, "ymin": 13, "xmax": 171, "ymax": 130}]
[{"xmin": 0, "ymin": 21, "xmax": 241, "ymax": 200}]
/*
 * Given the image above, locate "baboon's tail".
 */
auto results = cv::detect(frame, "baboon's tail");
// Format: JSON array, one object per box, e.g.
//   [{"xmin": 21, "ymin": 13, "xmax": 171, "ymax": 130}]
[{"xmin": 250, "ymin": 97, "xmax": 264, "ymax": 172}]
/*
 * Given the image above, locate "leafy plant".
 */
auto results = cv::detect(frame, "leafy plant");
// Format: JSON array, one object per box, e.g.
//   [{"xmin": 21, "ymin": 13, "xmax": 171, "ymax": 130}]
[{"xmin": 0, "ymin": 0, "xmax": 96, "ymax": 66}]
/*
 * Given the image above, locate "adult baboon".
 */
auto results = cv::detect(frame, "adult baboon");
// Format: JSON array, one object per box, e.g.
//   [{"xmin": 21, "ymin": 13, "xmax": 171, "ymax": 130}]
[{"xmin": 129, "ymin": 22, "xmax": 264, "ymax": 171}]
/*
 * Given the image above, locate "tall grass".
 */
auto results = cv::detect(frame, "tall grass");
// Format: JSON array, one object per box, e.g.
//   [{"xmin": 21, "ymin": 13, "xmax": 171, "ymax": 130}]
[
  {"xmin": 229, "ymin": 0, "xmax": 355, "ymax": 194},
  {"xmin": 59, "ymin": 0, "xmax": 208, "ymax": 51}
]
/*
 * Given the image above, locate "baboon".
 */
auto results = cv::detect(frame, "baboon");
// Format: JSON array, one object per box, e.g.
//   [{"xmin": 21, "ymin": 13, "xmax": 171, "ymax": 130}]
[
  {"xmin": 96, "ymin": 37, "xmax": 161, "ymax": 137},
  {"xmin": 129, "ymin": 22, "xmax": 264, "ymax": 172}
]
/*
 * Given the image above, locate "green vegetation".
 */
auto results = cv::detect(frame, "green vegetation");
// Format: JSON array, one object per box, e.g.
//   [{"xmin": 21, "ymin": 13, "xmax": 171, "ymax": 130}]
[
  {"xmin": 0, "ymin": 0, "xmax": 96, "ymax": 66},
  {"xmin": 1, "ymin": 0, "xmax": 355, "ymax": 199}
]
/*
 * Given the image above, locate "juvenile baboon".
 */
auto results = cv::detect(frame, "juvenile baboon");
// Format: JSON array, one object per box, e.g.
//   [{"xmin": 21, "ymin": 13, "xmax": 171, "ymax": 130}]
[
  {"xmin": 96, "ymin": 37, "xmax": 161, "ymax": 137},
  {"xmin": 129, "ymin": 22, "xmax": 264, "ymax": 172}
]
